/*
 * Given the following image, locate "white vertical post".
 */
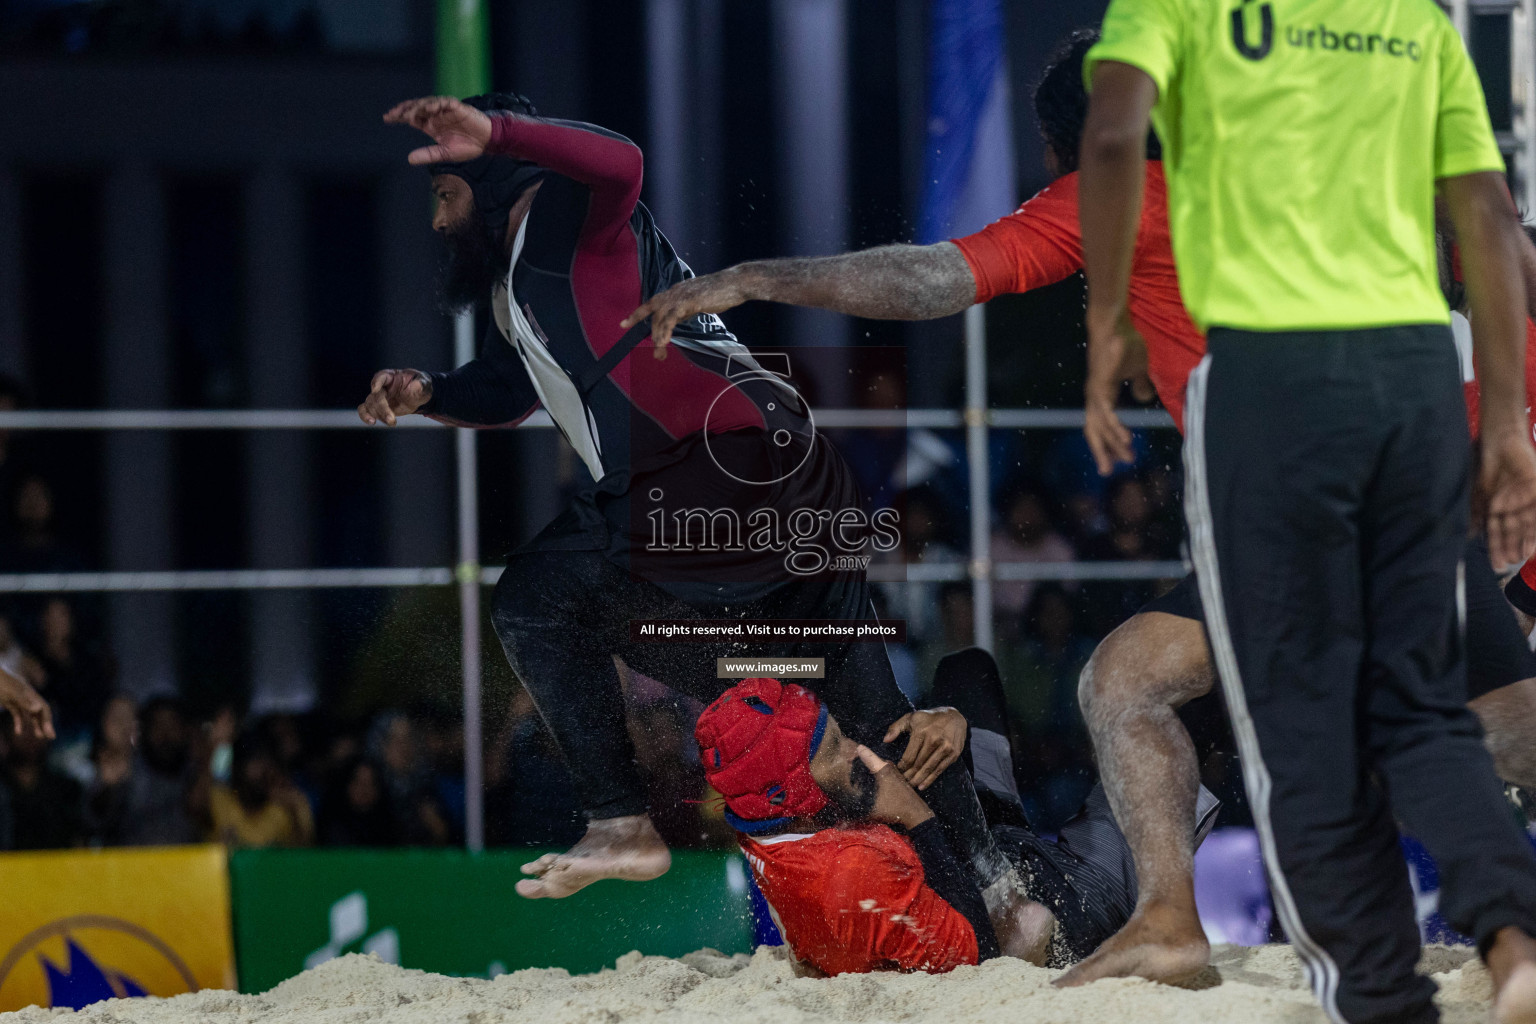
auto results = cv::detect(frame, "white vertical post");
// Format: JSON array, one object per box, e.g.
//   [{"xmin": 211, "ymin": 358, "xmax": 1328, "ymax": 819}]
[
  {"xmin": 456, "ymin": 310, "xmax": 484, "ymax": 852},
  {"xmin": 772, "ymin": 0, "xmax": 850, "ymax": 361},
  {"xmin": 1448, "ymin": 0, "xmax": 1470, "ymax": 39},
  {"xmin": 964, "ymin": 305, "xmax": 993, "ymax": 652},
  {"xmin": 646, "ymin": 0, "xmax": 691, "ymax": 248}
]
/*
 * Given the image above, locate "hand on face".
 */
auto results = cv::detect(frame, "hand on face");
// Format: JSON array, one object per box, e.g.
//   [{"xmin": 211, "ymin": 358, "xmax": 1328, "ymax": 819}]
[
  {"xmin": 884, "ymin": 707, "xmax": 967, "ymax": 791},
  {"xmin": 854, "ymin": 745, "xmax": 934, "ymax": 829}
]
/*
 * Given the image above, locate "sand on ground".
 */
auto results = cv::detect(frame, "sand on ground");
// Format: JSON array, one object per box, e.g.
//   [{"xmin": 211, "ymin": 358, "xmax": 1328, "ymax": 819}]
[{"xmin": 0, "ymin": 943, "xmax": 1493, "ymax": 1024}]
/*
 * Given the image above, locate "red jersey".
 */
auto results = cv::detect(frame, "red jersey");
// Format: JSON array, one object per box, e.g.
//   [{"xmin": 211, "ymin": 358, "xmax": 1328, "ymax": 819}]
[
  {"xmin": 739, "ymin": 824, "xmax": 979, "ymax": 976},
  {"xmin": 953, "ymin": 163, "xmax": 1204, "ymax": 428},
  {"xmin": 955, "ymin": 165, "xmax": 1536, "ymax": 445}
]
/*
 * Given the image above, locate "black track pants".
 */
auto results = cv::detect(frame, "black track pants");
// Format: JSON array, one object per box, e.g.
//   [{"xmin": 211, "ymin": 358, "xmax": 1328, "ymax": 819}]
[
  {"xmin": 489, "ymin": 545, "xmax": 1010, "ymax": 886},
  {"xmin": 1184, "ymin": 326, "xmax": 1536, "ymax": 1024}
]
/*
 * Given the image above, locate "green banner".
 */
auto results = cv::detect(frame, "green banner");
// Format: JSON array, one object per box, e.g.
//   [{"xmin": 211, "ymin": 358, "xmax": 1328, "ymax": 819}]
[
  {"xmin": 229, "ymin": 848, "xmax": 754, "ymax": 994},
  {"xmin": 435, "ymin": 0, "xmax": 489, "ymax": 98}
]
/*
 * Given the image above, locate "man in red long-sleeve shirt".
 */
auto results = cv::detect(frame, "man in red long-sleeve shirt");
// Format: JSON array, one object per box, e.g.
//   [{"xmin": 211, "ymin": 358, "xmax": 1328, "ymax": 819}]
[{"xmin": 632, "ymin": 27, "xmax": 1536, "ymax": 988}]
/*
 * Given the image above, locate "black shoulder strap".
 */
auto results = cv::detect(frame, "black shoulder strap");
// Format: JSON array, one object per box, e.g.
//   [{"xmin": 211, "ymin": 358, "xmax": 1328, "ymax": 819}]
[{"xmin": 575, "ymin": 319, "xmax": 652, "ymax": 396}]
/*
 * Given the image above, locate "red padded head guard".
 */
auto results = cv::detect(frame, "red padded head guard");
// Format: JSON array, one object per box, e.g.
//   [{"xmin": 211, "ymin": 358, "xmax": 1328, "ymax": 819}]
[{"xmin": 695, "ymin": 678, "xmax": 829, "ymax": 830}]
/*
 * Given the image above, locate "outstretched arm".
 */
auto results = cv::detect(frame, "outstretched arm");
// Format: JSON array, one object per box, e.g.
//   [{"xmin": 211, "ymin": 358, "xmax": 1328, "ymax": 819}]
[
  {"xmin": 358, "ymin": 324, "xmax": 540, "ymax": 428},
  {"xmin": 623, "ymin": 242, "xmax": 976, "ymax": 352}
]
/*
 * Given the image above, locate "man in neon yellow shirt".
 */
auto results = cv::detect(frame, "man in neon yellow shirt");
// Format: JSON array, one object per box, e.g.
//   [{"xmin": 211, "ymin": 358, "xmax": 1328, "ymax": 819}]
[{"xmin": 1078, "ymin": 2, "xmax": 1536, "ymax": 1022}]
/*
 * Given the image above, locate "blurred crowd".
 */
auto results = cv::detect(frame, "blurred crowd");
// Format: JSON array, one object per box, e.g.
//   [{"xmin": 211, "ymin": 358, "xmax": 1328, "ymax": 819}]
[
  {"xmin": 0, "ymin": 369, "xmax": 1196, "ymax": 850},
  {"xmin": 860, "ymin": 422, "xmax": 1188, "ymax": 829}
]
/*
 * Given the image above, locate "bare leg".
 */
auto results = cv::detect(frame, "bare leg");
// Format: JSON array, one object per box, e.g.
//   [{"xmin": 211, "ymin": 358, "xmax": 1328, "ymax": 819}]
[
  {"xmin": 1489, "ymin": 926, "xmax": 1536, "ymax": 1024},
  {"xmin": 516, "ymin": 815, "xmax": 672, "ymax": 899},
  {"xmin": 1056, "ymin": 611, "xmax": 1216, "ymax": 987},
  {"xmin": 1472, "ymin": 678, "xmax": 1536, "ymax": 789}
]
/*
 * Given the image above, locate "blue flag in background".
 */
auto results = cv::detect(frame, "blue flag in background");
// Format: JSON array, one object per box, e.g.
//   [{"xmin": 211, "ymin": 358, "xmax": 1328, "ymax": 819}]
[{"xmin": 918, "ymin": 0, "xmax": 1017, "ymax": 245}]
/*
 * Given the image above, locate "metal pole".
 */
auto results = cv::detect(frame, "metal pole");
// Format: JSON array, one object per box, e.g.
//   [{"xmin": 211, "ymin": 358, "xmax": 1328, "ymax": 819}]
[
  {"xmin": 437, "ymin": 0, "xmax": 489, "ymax": 852},
  {"xmin": 455, "ymin": 314, "xmax": 484, "ymax": 853},
  {"xmin": 964, "ymin": 305, "xmax": 993, "ymax": 652}
]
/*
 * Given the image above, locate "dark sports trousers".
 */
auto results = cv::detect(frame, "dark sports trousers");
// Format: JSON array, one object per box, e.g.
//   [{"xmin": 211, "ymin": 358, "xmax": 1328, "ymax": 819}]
[
  {"xmin": 491, "ymin": 544, "xmax": 1012, "ymax": 889},
  {"xmin": 1184, "ymin": 326, "xmax": 1536, "ymax": 1024}
]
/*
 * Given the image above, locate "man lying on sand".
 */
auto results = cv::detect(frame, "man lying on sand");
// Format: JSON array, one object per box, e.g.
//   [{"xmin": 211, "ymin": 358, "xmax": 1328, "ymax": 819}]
[{"xmin": 693, "ymin": 650, "xmax": 1220, "ymax": 975}]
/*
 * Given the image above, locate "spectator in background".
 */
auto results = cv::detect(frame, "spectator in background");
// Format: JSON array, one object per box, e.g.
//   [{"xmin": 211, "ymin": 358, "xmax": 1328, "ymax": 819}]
[
  {"xmin": 0, "ymin": 474, "xmax": 84, "ymax": 575},
  {"xmin": 318, "ymin": 755, "xmax": 397, "ymax": 847},
  {"xmin": 80, "ymin": 692, "xmax": 136, "ymax": 788},
  {"xmin": 0, "ymin": 709, "xmax": 84, "ymax": 849},
  {"xmin": 32, "ymin": 597, "xmax": 111, "ymax": 738},
  {"xmin": 257, "ymin": 713, "xmax": 322, "ymax": 813},
  {"xmin": 0, "ymin": 614, "xmax": 44, "ymax": 694},
  {"xmin": 998, "ymin": 585, "xmax": 1095, "ymax": 746},
  {"xmin": 368, "ymin": 711, "xmax": 451, "ymax": 846},
  {"xmin": 1083, "ymin": 474, "xmax": 1176, "ymax": 563},
  {"xmin": 414, "ymin": 709, "xmax": 467, "ymax": 839},
  {"xmin": 914, "ymin": 582, "xmax": 978, "ymax": 696},
  {"xmin": 875, "ymin": 486, "xmax": 962, "ymax": 650},
  {"xmin": 1075, "ymin": 475, "xmax": 1172, "ymax": 636},
  {"xmin": 88, "ymin": 696, "xmax": 199, "ymax": 847},
  {"xmin": 205, "ymin": 731, "xmax": 314, "ymax": 848},
  {"xmin": 990, "ymin": 480, "xmax": 1076, "ymax": 620}
]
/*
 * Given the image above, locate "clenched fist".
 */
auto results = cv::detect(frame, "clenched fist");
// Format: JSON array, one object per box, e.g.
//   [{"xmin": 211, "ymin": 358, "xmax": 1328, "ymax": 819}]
[{"xmin": 358, "ymin": 369, "xmax": 432, "ymax": 427}]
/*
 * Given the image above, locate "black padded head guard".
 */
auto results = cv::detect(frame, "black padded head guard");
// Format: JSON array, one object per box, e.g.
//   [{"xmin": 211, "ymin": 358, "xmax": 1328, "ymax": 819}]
[{"xmin": 427, "ymin": 92, "xmax": 546, "ymax": 249}]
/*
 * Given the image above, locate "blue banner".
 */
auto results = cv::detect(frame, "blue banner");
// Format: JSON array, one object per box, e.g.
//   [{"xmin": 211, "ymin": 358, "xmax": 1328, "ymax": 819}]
[{"xmin": 918, "ymin": 0, "xmax": 1016, "ymax": 244}]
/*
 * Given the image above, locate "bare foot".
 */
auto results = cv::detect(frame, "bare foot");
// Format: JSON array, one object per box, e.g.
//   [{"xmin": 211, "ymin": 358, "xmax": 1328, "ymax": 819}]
[
  {"xmin": 515, "ymin": 814, "xmax": 672, "ymax": 899},
  {"xmin": 1489, "ymin": 927, "xmax": 1536, "ymax": 1024},
  {"xmin": 1053, "ymin": 899, "xmax": 1210, "ymax": 988}
]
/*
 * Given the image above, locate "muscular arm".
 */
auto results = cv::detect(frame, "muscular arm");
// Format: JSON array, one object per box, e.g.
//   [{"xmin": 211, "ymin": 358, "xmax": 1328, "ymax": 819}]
[
  {"xmin": 734, "ymin": 243, "xmax": 976, "ymax": 320},
  {"xmin": 1444, "ymin": 171, "xmax": 1536, "ymax": 564},
  {"xmin": 1449, "ymin": 173, "xmax": 1528, "ymax": 437},
  {"xmin": 1520, "ymin": 224, "xmax": 1536, "ymax": 325},
  {"xmin": 625, "ymin": 242, "xmax": 976, "ymax": 350}
]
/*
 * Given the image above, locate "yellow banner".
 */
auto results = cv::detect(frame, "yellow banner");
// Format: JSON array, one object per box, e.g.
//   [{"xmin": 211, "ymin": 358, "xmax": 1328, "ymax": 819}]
[{"xmin": 0, "ymin": 845, "xmax": 235, "ymax": 1011}]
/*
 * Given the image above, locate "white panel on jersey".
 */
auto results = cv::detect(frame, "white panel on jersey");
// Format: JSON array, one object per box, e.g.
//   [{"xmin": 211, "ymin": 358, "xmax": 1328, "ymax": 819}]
[{"xmin": 493, "ymin": 215, "xmax": 608, "ymax": 482}]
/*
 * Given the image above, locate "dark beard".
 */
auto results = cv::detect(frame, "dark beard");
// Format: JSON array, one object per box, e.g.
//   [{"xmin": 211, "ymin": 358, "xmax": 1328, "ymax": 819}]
[
  {"xmin": 817, "ymin": 757, "xmax": 879, "ymax": 825},
  {"xmin": 436, "ymin": 215, "xmax": 507, "ymax": 315}
]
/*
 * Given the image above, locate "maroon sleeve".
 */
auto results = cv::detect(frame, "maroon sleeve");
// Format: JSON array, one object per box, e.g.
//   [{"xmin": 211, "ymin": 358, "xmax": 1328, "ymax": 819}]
[{"xmin": 487, "ymin": 116, "xmax": 643, "ymax": 249}]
